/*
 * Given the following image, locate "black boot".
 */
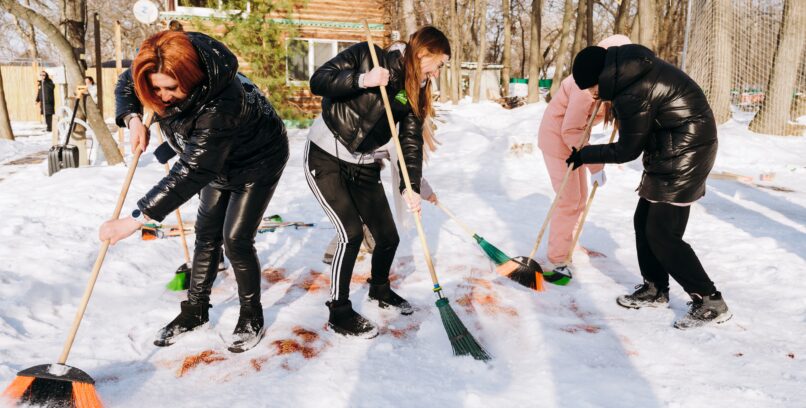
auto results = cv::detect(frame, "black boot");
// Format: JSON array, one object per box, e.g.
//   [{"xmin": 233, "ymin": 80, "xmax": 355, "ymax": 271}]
[
  {"xmin": 154, "ymin": 301, "xmax": 210, "ymax": 347},
  {"xmin": 674, "ymin": 291, "xmax": 732, "ymax": 330},
  {"xmin": 227, "ymin": 304, "xmax": 266, "ymax": 353},
  {"xmin": 616, "ymin": 281, "xmax": 669, "ymax": 309},
  {"xmin": 327, "ymin": 300, "xmax": 378, "ymax": 339},
  {"xmin": 367, "ymin": 279, "xmax": 413, "ymax": 315}
]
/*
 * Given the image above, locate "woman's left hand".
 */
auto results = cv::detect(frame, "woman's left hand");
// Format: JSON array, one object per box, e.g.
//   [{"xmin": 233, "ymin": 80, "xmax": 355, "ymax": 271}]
[
  {"xmin": 424, "ymin": 192, "xmax": 438, "ymax": 205},
  {"xmin": 402, "ymin": 190, "xmax": 422, "ymax": 214},
  {"xmin": 99, "ymin": 217, "xmax": 143, "ymax": 245}
]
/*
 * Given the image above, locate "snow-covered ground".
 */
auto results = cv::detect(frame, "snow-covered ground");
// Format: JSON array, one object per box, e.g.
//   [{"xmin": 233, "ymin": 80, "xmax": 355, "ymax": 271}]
[{"xmin": 1, "ymin": 101, "xmax": 804, "ymax": 407}]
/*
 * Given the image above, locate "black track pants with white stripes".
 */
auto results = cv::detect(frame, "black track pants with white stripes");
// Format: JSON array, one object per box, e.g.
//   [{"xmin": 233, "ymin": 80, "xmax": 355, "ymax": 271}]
[{"xmin": 304, "ymin": 141, "xmax": 400, "ymax": 304}]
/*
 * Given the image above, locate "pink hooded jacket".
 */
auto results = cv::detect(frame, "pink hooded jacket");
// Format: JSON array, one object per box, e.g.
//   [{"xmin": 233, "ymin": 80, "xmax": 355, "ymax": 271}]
[{"xmin": 538, "ymin": 34, "xmax": 632, "ymax": 172}]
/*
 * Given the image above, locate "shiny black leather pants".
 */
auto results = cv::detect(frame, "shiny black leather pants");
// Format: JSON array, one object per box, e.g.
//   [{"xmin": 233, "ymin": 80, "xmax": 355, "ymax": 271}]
[{"xmin": 187, "ymin": 172, "xmax": 284, "ymax": 307}]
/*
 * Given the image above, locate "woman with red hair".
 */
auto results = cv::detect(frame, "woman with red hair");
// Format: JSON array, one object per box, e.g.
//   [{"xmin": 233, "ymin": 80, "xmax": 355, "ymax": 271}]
[{"xmin": 99, "ymin": 31, "xmax": 289, "ymax": 352}]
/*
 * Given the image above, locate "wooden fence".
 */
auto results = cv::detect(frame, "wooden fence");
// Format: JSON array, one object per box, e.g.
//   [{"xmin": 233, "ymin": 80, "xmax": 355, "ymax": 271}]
[{"xmin": 1, "ymin": 65, "xmax": 122, "ymax": 122}]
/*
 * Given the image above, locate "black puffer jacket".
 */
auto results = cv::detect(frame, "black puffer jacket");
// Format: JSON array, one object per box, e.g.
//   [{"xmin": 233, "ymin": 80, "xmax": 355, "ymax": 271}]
[
  {"xmin": 578, "ymin": 44, "xmax": 717, "ymax": 203},
  {"xmin": 115, "ymin": 32, "xmax": 288, "ymax": 221},
  {"xmin": 310, "ymin": 42, "xmax": 424, "ymax": 193}
]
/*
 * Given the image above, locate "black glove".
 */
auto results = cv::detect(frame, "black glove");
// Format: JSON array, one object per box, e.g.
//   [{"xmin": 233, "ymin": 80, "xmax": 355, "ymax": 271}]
[
  {"xmin": 154, "ymin": 141, "xmax": 177, "ymax": 164},
  {"xmin": 566, "ymin": 147, "xmax": 584, "ymax": 170}
]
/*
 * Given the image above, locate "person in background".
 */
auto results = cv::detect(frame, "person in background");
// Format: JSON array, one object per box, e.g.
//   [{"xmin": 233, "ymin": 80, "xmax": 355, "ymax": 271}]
[
  {"xmin": 84, "ymin": 76, "xmax": 98, "ymax": 103},
  {"xmin": 36, "ymin": 71, "xmax": 55, "ymax": 132},
  {"xmin": 537, "ymin": 34, "xmax": 631, "ymax": 281}
]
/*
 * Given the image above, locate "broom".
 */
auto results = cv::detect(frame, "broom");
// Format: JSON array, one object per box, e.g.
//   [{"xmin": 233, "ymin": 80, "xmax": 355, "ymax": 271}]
[
  {"xmin": 563, "ymin": 124, "xmax": 619, "ymax": 265},
  {"xmin": 497, "ymin": 100, "xmax": 603, "ymax": 289},
  {"xmin": 2, "ymin": 112, "xmax": 153, "ymax": 407},
  {"xmin": 363, "ymin": 21, "xmax": 489, "ymax": 360},
  {"xmin": 435, "ymin": 202, "xmax": 511, "ymax": 265},
  {"xmin": 151, "ymin": 122, "xmax": 194, "ymax": 291}
]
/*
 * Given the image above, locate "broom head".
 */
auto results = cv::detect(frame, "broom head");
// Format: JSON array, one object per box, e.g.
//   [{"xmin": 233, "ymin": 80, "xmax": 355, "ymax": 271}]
[
  {"xmin": 504, "ymin": 256, "xmax": 545, "ymax": 291},
  {"xmin": 436, "ymin": 298, "xmax": 491, "ymax": 361},
  {"xmin": 472, "ymin": 234, "xmax": 511, "ymax": 265},
  {"xmin": 166, "ymin": 263, "xmax": 191, "ymax": 291},
  {"xmin": 3, "ymin": 364, "xmax": 102, "ymax": 407}
]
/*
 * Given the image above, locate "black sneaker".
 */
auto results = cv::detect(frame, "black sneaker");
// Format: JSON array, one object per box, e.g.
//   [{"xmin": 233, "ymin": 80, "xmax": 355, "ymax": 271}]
[
  {"xmin": 154, "ymin": 301, "xmax": 210, "ymax": 347},
  {"xmin": 616, "ymin": 281, "xmax": 670, "ymax": 309},
  {"xmin": 674, "ymin": 292, "xmax": 732, "ymax": 330},
  {"xmin": 327, "ymin": 300, "xmax": 379, "ymax": 339},
  {"xmin": 367, "ymin": 279, "xmax": 413, "ymax": 315},
  {"xmin": 228, "ymin": 304, "xmax": 266, "ymax": 353}
]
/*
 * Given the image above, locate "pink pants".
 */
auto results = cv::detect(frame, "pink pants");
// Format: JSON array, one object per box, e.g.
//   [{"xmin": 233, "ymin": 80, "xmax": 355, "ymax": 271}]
[{"xmin": 542, "ymin": 153, "xmax": 588, "ymax": 264}]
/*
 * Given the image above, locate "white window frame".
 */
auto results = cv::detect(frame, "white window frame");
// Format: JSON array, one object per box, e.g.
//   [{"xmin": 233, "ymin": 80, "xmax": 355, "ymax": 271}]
[{"xmin": 286, "ymin": 38, "xmax": 358, "ymax": 85}]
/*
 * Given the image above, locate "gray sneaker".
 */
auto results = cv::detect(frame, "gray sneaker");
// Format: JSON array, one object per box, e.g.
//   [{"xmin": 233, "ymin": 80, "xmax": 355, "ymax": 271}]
[
  {"xmin": 616, "ymin": 281, "xmax": 670, "ymax": 309},
  {"xmin": 674, "ymin": 292, "xmax": 732, "ymax": 330}
]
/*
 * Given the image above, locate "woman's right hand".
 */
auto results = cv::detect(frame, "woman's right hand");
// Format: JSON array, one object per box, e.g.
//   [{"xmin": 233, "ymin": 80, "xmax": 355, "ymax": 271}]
[
  {"xmin": 129, "ymin": 116, "xmax": 150, "ymax": 154},
  {"xmin": 363, "ymin": 67, "xmax": 390, "ymax": 88}
]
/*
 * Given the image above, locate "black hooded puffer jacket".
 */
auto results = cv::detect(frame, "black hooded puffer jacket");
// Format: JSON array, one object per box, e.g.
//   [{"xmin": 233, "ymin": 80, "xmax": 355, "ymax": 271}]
[
  {"xmin": 115, "ymin": 32, "xmax": 288, "ymax": 221},
  {"xmin": 309, "ymin": 42, "xmax": 424, "ymax": 193},
  {"xmin": 578, "ymin": 44, "xmax": 717, "ymax": 203}
]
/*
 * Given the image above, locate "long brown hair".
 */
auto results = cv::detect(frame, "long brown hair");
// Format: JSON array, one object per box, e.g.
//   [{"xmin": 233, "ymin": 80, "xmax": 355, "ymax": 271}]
[
  {"xmin": 132, "ymin": 31, "xmax": 205, "ymax": 115},
  {"xmin": 399, "ymin": 26, "xmax": 450, "ymax": 152}
]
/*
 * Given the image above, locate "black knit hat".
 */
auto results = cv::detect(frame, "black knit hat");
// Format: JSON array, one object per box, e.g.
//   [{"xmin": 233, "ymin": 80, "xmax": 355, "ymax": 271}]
[{"xmin": 572, "ymin": 46, "xmax": 607, "ymax": 90}]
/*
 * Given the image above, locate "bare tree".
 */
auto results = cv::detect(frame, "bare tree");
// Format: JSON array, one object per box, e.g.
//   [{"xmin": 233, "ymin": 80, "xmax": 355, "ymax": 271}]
[
  {"xmin": 571, "ymin": 0, "xmax": 586, "ymax": 57},
  {"xmin": 637, "ymin": 0, "xmax": 655, "ymax": 49},
  {"xmin": 549, "ymin": 0, "xmax": 574, "ymax": 99},
  {"xmin": 402, "ymin": 0, "xmax": 417, "ymax": 39},
  {"xmin": 450, "ymin": 0, "xmax": 460, "ymax": 103},
  {"xmin": 472, "ymin": 0, "xmax": 487, "ymax": 102},
  {"xmin": 1, "ymin": 0, "xmax": 123, "ymax": 165},
  {"xmin": 502, "ymin": 0, "xmax": 511, "ymax": 95},
  {"xmin": 749, "ymin": 0, "xmax": 806, "ymax": 135},
  {"xmin": 526, "ymin": 0, "xmax": 542, "ymax": 103},
  {"xmin": 0, "ymin": 69, "xmax": 13, "ymax": 140},
  {"xmin": 614, "ymin": 0, "xmax": 631, "ymax": 35}
]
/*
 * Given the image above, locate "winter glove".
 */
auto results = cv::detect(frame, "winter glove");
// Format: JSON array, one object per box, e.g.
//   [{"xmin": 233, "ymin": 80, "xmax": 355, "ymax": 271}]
[
  {"xmin": 566, "ymin": 147, "xmax": 584, "ymax": 170},
  {"xmin": 590, "ymin": 169, "xmax": 607, "ymax": 188},
  {"xmin": 154, "ymin": 142, "xmax": 177, "ymax": 164}
]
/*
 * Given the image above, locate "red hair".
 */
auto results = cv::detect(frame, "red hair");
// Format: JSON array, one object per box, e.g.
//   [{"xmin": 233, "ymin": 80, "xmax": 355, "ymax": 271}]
[{"xmin": 132, "ymin": 31, "xmax": 205, "ymax": 114}]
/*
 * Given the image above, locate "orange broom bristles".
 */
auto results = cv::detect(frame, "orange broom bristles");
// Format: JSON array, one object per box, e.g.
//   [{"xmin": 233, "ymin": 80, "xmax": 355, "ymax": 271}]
[
  {"xmin": 2, "ymin": 376, "xmax": 35, "ymax": 400},
  {"xmin": 534, "ymin": 272, "xmax": 545, "ymax": 292},
  {"xmin": 495, "ymin": 259, "xmax": 520, "ymax": 276},
  {"xmin": 72, "ymin": 382, "xmax": 103, "ymax": 408}
]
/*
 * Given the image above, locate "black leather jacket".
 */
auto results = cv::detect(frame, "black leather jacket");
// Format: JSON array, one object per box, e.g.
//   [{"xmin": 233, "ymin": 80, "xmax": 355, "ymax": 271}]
[
  {"xmin": 579, "ymin": 44, "xmax": 717, "ymax": 203},
  {"xmin": 310, "ymin": 42, "xmax": 424, "ymax": 193},
  {"xmin": 115, "ymin": 32, "xmax": 288, "ymax": 221}
]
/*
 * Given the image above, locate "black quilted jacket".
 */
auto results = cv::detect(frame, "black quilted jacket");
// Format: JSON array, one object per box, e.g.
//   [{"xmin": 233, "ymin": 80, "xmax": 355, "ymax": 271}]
[
  {"xmin": 115, "ymin": 32, "xmax": 288, "ymax": 221},
  {"xmin": 578, "ymin": 44, "xmax": 718, "ymax": 203},
  {"xmin": 310, "ymin": 42, "xmax": 424, "ymax": 193}
]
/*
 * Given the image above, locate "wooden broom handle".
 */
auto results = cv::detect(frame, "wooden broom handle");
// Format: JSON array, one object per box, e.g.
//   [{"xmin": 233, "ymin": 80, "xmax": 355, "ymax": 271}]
[
  {"xmin": 363, "ymin": 21, "xmax": 442, "ymax": 290},
  {"xmin": 528, "ymin": 100, "xmax": 602, "ymax": 260},
  {"xmin": 154, "ymin": 124, "xmax": 191, "ymax": 264},
  {"xmin": 565, "ymin": 125, "xmax": 619, "ymax": 263},
  {"xmin": 435, "ymin": 202, "xmax": 476, "ymax": 238},
  {"xmin": 58, "ymin": 113, "xmax": 153, "ymax": 364}
]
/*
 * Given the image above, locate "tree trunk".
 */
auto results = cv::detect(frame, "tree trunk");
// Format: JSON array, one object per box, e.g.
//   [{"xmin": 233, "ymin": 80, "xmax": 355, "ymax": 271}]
[
  {"xmin": 571, "ymin": 0, "xmax": 586, "ymax": 58},
  {"xmin": 615, "ymin": 0, "xmax": 631, "ymax": 35},
  {"xmin": 0, "ymin": 0, "xmax": 124, "ymax": 165},
  {"xmin": 502, "ymin": 0, "xmax": 511, "ymax": 96},
  {"xmin": 64, "ymin": 0, "xmax": 89, "ymax": 165},
  {"xmin": 402, "ymin": 0, "xmax": 417, "ymax": 39},
  {"xmin": 0, "ymin": 69, "xmax": 14, "ymax": 141},
  {"xmin": 472, "ymin": 0, "xmax": 488, "ymax": 102},
  {"xmin": 586, "ymin": 0, "xmax": 593, "ymax": 46},
  {"xmin": 704, "ymin": 0, "xmax": 733, "ymax": 124},
  {"xmin": 527, "ymin": 0, "xmax": 542, "ymax": 103},
  {"xmin": 638, "ymin": 0, "xmax": 655, "ymax": 50},
  {"xmin": 749, "ymin": 0, "xmax": 806, "ymax": 135},
  {"xmin": 450, "ymin": 0, "xmax": 461, "ymax": 104},
  {"xmin": 549, "ymin": 0, "xmax": 574, "ymax": 99}
]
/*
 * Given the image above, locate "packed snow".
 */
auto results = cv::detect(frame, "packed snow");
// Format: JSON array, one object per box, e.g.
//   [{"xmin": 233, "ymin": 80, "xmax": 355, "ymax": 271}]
[{"xmin": 0, "ymin": 100, "xmax": 804, "ymax": 407}]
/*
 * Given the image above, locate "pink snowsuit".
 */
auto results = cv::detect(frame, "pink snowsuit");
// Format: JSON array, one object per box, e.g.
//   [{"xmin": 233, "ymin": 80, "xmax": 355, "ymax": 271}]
[{"xmin": 537, "ymin": 34, "xmax": 631, "ymax": 265}]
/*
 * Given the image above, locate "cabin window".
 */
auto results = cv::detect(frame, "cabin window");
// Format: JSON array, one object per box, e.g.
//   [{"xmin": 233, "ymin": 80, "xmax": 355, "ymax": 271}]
[{"xmin": 287, "ymin": 38, "xmax": 358, "ymax": 83}]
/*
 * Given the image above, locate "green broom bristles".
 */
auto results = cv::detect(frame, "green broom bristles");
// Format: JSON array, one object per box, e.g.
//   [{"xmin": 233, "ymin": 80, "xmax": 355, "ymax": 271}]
[
  {"xmin": 436, "ymin": 298, "xmax": 491, "ymax": 361},
  {"xmin": 473, "ymin": 234, "xmax": 511, "ymax": 265},
  {"xmin": 166, "ymin": 272, "xmax": 188, "ymax": 291}
]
